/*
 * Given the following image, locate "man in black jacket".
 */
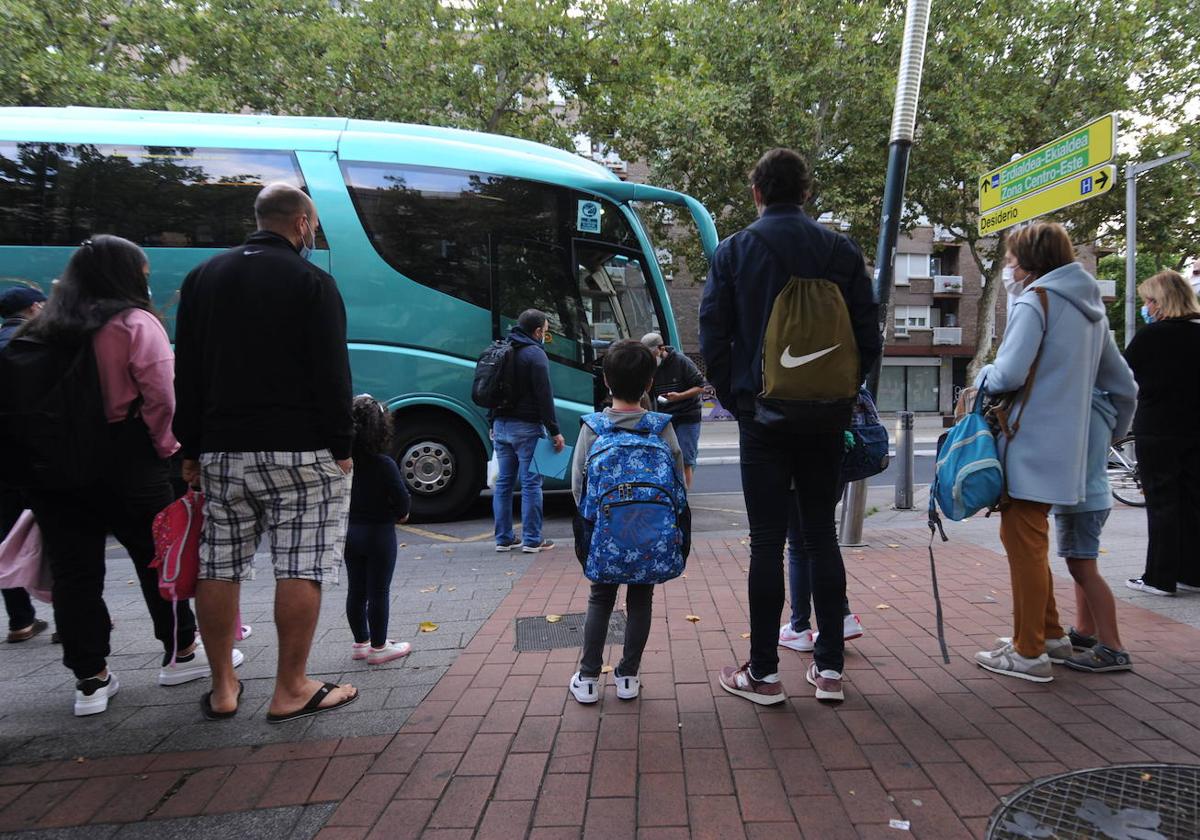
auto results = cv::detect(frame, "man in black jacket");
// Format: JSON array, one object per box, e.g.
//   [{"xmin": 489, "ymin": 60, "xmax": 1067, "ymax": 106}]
[
  {"xmin": 700, "ymin": 149, "xmax": 881, "ymax": 707},
  {"xmin": 174, "ymin": 183, "xmax": 358, "ymax": 722},
  {"xmin": 642, "ymin": 332, "xmax": 705, "ymax": 488},
  {"xmin": 491, "ymin": 309, "xmax": 563, "ymax": 553}
]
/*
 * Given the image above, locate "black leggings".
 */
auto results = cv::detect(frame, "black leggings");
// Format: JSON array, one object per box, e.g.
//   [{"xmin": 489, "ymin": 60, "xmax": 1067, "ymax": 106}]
[
  {"xmin": 28, "ymin": 420, "xmax": 197, "ymax": 679},
  {"xmin": 344, "ymin": 521, "xmax": 398, "ymax": 647}
]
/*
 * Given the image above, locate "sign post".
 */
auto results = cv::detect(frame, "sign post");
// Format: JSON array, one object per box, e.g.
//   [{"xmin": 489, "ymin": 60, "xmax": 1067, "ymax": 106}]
[{"xmin": 977, "ymin": 114, "xmax": 1117, "ymax": 237}]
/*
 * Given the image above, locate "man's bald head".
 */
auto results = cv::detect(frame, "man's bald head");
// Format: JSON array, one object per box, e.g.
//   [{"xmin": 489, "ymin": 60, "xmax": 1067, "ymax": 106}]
[{"xmin": 255, "ymin": 183, "xmax": 315, "ymax": 229}]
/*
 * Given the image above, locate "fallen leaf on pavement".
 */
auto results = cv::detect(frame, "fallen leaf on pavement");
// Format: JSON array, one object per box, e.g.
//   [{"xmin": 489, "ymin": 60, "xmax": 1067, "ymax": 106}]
[
  {"xmin": 601, "ymin": 665, "xmax": 613, "ymax": 673},
  {"xmin": 887, "ymin": 544, "xmax": 900, "ymax": 548},
  {"xmin": 740, "ymin": 633, "xmax": 751, "ymax": 639},
  {"xmin": 875, "ymin": 604, "xmax": 891, "ymax": 610},
  {"xmin": 420, "ymin": 587, "xmax": 436, "ymax": 593},
  {"xmin": 418, "ymin": 621, "xmax": 438, "ymax": 632},
  {"xmin": 414, "ymin": 555, "xmax": 423, "ymax": 560},
  {"xmin": 447, "ymin": 586, "xmax": 457, "ymax": 592},
  {"xmin": 506, "ymin": 571, "xmax": 515, "ymax": 576},
  {"xmin": 399, "ymin": 543, "xmax": 407, "ymax": 548},
  {"xmin": 546, "ymin": 614, "xmax": 563, "ymax": 623},
  {"xmin": 685, "ymin": 615, "xmax": 701, "ymax": 623}
]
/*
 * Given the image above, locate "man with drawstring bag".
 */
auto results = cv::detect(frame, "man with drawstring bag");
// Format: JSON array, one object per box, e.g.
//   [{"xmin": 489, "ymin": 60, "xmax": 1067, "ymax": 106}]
[{"xmin": 700, "ymin": 149, "xmax": 880, "ymax": 705}]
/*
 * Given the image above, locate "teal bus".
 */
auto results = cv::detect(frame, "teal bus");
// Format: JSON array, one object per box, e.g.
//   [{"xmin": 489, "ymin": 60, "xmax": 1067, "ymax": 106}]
[{"xmin": 0, "ymin": 107, "xmax": 717, "ymax": 519}]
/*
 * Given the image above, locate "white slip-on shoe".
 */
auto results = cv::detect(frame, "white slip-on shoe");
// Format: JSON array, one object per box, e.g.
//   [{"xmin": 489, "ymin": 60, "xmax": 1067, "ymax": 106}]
[
  {"xmin": 368, "ymin": 641, "xmax": 412, "ymax": 665},
  {"xmin": 159, "ymin": 645, "xmax": 245, "ymax": 686},
  {"xmin": 74, "ymin": 673, "xmax": 119, "ymax": 717},
  {"xmin": 351, "ymin": 642, "xmax": 370, "ymax": 661},
  {"xmin": 612, "ymin": 671, "xmax": 640, "ymax": 700},
  {"xmin": 569, "ymin": 671, "xmax": 600, "ymax": 704}
]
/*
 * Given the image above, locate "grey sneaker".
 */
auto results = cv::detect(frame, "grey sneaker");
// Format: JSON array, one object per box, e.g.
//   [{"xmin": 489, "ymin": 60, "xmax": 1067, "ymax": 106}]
[
  {"xmin": 992, "ymin": 635, "xmax": 1071, "ymax": 663},
  {"xmin": 1063, "ymin": 643, "xmax": 1133, "ymax": 673},
  {"xmin": 975, "ymin": 647, "xmax": 1053, "ymax": 682},
  {"xmin": 495, "ymin": 538, "xmax": 521, "ymax": 552},
  {"xmin": 522, "ymin": 539, "xmax": 555, "ymax": 554}
]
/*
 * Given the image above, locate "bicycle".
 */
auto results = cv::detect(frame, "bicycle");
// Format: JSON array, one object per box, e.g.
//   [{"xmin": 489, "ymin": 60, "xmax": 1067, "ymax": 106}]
[{"xmin": 1108, "ymin": 435, "xmax": 1145, "ymax": 507}]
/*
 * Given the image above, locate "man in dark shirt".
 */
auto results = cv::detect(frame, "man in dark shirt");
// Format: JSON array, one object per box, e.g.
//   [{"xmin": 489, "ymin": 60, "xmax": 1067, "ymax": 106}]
[
  {"xmin": 0, "ymin": 287, "xmax": 48, "ymax": 643},
  {"xmin": 700, "ymin": 149, "xmax": 880, "ymax": 707},
  {"xmin": 174, "ymin": 183, "xmax": 357, "ymax": 722},
  {"xmin": 491, "ymin": 309, "xmax": 564, "ymax": 553},
  {"xmin": 641, "ymin": 332, "xmax": 705, "ymax": 488}
]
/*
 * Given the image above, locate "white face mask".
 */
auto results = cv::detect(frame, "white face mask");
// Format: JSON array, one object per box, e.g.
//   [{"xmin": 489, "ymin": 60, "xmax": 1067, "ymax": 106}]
[{"xmin": 1002, "ymin": 266, "xmax": 1022, "ymax": 295}]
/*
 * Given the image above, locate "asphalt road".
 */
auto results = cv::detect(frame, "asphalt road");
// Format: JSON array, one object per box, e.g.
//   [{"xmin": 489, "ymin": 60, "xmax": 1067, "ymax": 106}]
[{"xmin": 400, "ymin": 455, "xmax": 935, "ymax": 544}]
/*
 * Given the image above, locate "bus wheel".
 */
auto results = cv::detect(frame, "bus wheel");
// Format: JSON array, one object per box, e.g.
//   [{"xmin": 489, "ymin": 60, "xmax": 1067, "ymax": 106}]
[{"xmin": 391, "ymin": 412, "xmax": 483, "ymax": 522}]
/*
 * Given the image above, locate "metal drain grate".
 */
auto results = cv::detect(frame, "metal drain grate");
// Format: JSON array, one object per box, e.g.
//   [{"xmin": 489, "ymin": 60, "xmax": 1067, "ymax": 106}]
[
  {"xmin": 514, "ymin": 611, "xmax": 626, "ymax": 651},
  {"xmin": 986, "ymin": 763, "xmax": 1200, "ymax": 840}
]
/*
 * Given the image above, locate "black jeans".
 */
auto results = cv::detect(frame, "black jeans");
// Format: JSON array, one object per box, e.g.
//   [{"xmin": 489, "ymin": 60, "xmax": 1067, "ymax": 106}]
[
  {"xmin": 1137, "ymin": 435, "xmax": 1200, "ymax": 590},
  {"xmin": 28, "ymin": 420, "xmax": 197, "ymax": 679},
  {"xmin": 740, "ymin": 416, "xmax": 847, "ymax": 675},
  {"xmin": 787, "ymin": 491, "xmax": 851, "ymax": 631},
  {"xmin": 579, "ymin": 583, "xmax": 654, "ymax": 679},
  {"xmin": 1, "ymin": 484, "xmax": 37, "ymax": 630},
  {"xmin": 344, "ymin": 521, "xmax": 398, "ymax": 647}
]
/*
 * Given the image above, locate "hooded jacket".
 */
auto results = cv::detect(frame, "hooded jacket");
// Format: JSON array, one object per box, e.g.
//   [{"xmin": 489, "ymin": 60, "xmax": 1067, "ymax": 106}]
[
  {"xmin": 976, "ymin": 261, "xmax": 1136, "ymax": 506},
  {"xmin": 1050, "ymin": 389, "xmax": 1118, "ymax": 515},
  {"xmin": 491, "ymin": 326, "xmax": 560, "ymax": 437}
]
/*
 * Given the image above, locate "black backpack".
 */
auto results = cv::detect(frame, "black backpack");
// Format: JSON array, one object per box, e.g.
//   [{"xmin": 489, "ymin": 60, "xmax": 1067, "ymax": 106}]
[
  {"xmin": 472, "ymin": 339, "xmax": 522, "ymax": 410},
  {"xmin": 0, "ymin": 333, "xmax": 109, "ymax": 489}
]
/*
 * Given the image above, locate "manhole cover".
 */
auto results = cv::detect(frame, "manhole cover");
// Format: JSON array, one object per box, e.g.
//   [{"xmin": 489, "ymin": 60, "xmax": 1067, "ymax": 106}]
[
  {"xmin": 986, "ymin": 764, "xmax": 1200, "ymax": 840},
  {"xmin": 514, "ymin": 611, "xmax": 626, "ymax": 651}
]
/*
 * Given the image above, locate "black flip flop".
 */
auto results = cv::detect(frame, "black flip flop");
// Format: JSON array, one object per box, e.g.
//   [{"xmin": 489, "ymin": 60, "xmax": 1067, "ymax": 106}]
[
  {"xmin": 266, "ymin": 682, "xmax": 358, "ymax": 724},
  {"xmin": 200, "ymin": 681, "xmax": 244, "ymax": 721}
]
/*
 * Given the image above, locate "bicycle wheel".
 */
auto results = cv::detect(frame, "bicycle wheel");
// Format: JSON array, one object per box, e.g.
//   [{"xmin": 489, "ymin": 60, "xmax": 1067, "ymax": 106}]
[{"xmin": 1108, "ymin": 435, "xmax": 1145, "ymax": 507}]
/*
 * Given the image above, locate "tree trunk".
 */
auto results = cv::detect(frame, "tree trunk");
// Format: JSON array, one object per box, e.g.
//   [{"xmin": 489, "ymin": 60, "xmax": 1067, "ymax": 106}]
[{"xmin": 966, "ymin": 228, "xmax": 1008, "ymax": 382}]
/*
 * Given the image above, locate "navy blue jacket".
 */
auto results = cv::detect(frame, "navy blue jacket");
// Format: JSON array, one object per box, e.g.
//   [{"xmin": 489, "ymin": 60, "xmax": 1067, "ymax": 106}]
[
  {"xmin": 492, "ymin": 327, "xmax": 560, "ymax": 437},
  {"xmin": 699, "ymin": 205, "xmax": 881, "ymax": 410},
  {"xmin": 0, "ymin": 317, "xmax": 27, "ymax": 352}
]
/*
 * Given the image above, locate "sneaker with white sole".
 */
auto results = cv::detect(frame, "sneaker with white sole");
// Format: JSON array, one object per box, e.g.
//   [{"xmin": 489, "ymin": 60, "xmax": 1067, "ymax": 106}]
[
  {"xmin": 522, "ymin": 539, "xmax": 555, "ymax": 554},
  {"xmin": 351, "ymin": 642, "xmax": 370, "ymax": 661},
  {"xmin": 569, "ymin": 671, "xmax": 600, "ymax": 704},
  {"xmin": 1177, "ymin": 582, "xmax": 1200, "ymax": 594},
  {"xmin": 368, "ymin": 641, "xmax": 412, "ymax": 665},
  {"xmin": 159, "ymin": 645, "xmax": 245, "ymax": 686},
  {"xmin": 992, "ymin": 635, "xmax": 1072, "ymax": 664},
  {"xmin": 1067, "ymin": 626, "xmax": 1098, "ymax": 651},
  {"xmin": 495, "ymin": 538, "xmax": 521, "ymax": 552},
  {"xmin": 1064, "ymin": 643, "xmax": 1133, "ymax": 673},
  {"xmin": 841, "ymin": 613, "xmax": 865, "ymax": 640},
  {"xmin": 718, "ymin": 663, "xmax": 786, "ymax": 706},
  {"xmin": 778, "ymin": 623, "xmax": 815, "ymax": 652},
  {"xmin": 974, "ymin": 647, "xmax": 1053, "ymax": 682},
  {"xmin": 75, "ymin": 672, "xmax": 119, "ymax": 716},
  {"xmin": 806, "ymin": 663, "xmax": 845, "ymax": 702},
  {"xmin": 1126, "ymin": 578, "xmax": 1174, "ymax": 596},
  {"xmin": 612, "ymin": 671, "xmax": 640, "ymax": 700}
]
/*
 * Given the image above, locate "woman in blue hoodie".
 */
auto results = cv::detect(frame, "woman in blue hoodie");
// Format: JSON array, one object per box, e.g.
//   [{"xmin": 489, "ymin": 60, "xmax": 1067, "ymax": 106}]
[{"xmin": 972, "ymin": 222, "xmax": 1136, "ymax": 683}]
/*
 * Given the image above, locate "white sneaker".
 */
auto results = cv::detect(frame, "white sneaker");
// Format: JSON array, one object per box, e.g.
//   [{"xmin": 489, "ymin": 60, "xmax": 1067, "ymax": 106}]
[
  {"xmin": 1178, "ymin": 583, "xmax": 1200, "ymax": 593},
  {"xmin": 75, "ymin": 672, "xmax": 119, "ymax": 717},
  {"xmin": 569, "ymin": 671, "xmax": 600, "ymax": 704},
  {"xmin": 351, "ymin": 642, "xmax": 370, "ymax": 661},
  {"xmin": 974, "ymin": 647, "xmax": 1053, "ymax": 682},
  {"xmin": 612, "ymin": 671, "xmax": 640, "ymax": 700},
  {"xmin": 1126, "ymin": 578, "xmax": 1174, "ymax": 597},
  {"xmin": 778, "ymin": 623, "xmax": 816, "ymax": 652},
  {"xmin": 368, "ymin": 641, "xmax": 412, "ymax": 665},
  {"xmin": 237, "ymin": 624, "xmax": 253, "ymax": 640},
  {"xmin": 841, "ymin": 614, "xmax": 865, "ymax": 640},
  {"xmin": 159, "ymin": 645, "xmax": 245, "ymax": 686},
  {"xmin": 992, "ymin": 635, "xmax": 1072, "ymax": 663}
]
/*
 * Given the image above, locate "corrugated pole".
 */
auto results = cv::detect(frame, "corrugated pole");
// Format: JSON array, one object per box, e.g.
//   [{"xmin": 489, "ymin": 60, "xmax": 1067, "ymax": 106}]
[
  {"xmin": 1124, "ymin": 167, "xmax": 1137, "ymax": 347},
  {"xmin": 894, "ymin": 411, "xmax": 914, "ymax": 509},
  {"xmin": 840, "ymin": 0, "xmax": 932, "ymax": 545}
]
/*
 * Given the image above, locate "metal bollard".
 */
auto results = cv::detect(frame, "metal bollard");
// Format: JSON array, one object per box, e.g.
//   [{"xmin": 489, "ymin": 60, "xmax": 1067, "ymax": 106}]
[
  {"xmin": 838, "ymin": 479, "xmax": 868, "ymax": 547},
  {"xmin": 894, "ymin": 411, "xmax": 914, "ymax": 510}
]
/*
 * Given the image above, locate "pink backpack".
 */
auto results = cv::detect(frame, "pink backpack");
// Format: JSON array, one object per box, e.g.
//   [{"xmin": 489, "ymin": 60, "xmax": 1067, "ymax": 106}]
[{"xmin": 151, "ymin": 490, "xmax": 202, "ymax": 602}]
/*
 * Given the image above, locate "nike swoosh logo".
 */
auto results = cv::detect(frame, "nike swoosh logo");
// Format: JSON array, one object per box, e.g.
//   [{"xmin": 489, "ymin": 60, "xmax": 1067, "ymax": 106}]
[{"xmin": 780, "ymin": 344, "xmax": 840, "ymax": 368}]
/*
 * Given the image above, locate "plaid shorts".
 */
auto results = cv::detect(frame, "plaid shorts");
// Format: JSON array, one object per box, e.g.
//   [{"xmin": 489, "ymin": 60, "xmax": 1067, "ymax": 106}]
[{"xmin": 199, "ymin": 450, "xmax": 351, "ymax": 584}]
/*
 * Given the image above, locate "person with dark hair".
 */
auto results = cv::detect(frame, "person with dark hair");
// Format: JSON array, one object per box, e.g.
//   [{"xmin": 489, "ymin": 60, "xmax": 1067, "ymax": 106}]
[
  {"xmin": 641, "ymin": 332, "xmax": 705, "ymax": 488},
  {"xmin": 344, "ymin": 395, "xmax": 412, "ymax": 665},
  {"xmin": 491, "ymin": 308, "xmax": 564, "ymax": 553},
  {"xmin": 0, "ymin": 286, "xmax": 49, "ymax": 644},
  {"xmin": 700, "ymin": 148, "xmax": 880, "ymax": 705},
  {"xmin": 15, "ymin": 235, "xmax": 238, "ymax": 715},
  {"xmin": 972, "ymin": 221, "xmax": 1136, "ymax": 682},
  {"xmin": 175, "ymin": 182, "xmax": 357, "ymax": 722},
  {"xmin": 568, "ymin": 339, "xmax": 684, "ymax": 703},
  {"xmin": 1125, "ymin": 269, "xmax": 1200, "ymax": 597}
]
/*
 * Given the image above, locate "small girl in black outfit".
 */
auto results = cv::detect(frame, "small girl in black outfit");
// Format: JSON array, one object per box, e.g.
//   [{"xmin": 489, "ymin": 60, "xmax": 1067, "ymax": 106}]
[{"xmin": 345, "ymin": 395, "xmax": 413, "ymax": 664}]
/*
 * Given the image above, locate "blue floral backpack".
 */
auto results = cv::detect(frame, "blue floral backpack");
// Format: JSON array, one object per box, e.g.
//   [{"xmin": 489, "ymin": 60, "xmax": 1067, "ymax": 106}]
[{"xmin": 572, "ymin": 412, "xmax": 690, "ymax": 584}]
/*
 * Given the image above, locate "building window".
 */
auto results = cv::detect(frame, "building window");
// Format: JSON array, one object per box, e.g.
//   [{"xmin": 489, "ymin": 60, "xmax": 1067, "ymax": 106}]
[
  {"xmin": 0, "ymin": 142, "xmax": 314, "ymax": 248},
  {"xmin": 894, "ymin": 305, "xmax": 931, "ymax": 331},
  {"xmin": 877, "ymin": 365, "xmax": 939, "ymax": 412},
  {"xmin": 893, "ymin": 253, "xmax": 933, "ymax": 286}
]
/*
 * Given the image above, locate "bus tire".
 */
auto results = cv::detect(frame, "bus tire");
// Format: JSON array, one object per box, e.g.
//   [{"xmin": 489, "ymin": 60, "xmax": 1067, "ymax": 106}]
[{"xmin": 391, "ymin": 410, "xmax": 484, "ymax": 523}]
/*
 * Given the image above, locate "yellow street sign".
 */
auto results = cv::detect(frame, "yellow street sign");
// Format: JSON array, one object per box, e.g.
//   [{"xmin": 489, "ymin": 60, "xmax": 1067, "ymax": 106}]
[
  {"xmin": 978, "ymin": 164, "xmax": 1115, "ymax": 236},
  {"xmin": 978, "ymin": 114, "xmax": 1116, "ymax": 212}
]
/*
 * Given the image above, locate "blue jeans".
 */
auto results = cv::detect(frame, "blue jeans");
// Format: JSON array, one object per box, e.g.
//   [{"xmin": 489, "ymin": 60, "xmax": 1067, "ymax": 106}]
[
  {"xmin": 788, "ymin": 492, "xmax": 852, "ymax": 631},
  {"xmin": 492, "ymin": 417, "xmax": 545, "ymax": 547}
]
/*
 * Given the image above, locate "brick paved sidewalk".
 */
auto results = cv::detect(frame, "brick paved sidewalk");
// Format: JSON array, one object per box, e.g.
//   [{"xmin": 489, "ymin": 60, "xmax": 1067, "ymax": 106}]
[{"xmin": 3, "ymin": 531, "xmax": 1200, "ymax": 839}]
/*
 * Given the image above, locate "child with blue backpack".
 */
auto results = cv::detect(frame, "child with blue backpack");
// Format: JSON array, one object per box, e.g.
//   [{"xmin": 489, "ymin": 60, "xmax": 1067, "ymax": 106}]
[{"xmin": 569, "ymin": 340, "xmax": 688, "ymax": 704}]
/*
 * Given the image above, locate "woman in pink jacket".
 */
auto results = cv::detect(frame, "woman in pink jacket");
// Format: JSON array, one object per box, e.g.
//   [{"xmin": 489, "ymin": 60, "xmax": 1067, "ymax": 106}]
[{"xmin": 23, "ymin": 235, "xmax": 241, "ymax": 716}]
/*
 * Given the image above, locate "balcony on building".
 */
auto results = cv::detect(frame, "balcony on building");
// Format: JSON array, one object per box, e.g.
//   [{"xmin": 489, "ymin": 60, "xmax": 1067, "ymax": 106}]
[
  {"xmin": 1097, "ymin": 279, "xmax": 1117, "ymax": 301},
  {"xmin": 932, "ymin": 275, "xmax": 963, "ymax": 296},
  {"xmin": 933, "ymin": 326, "xmax": 962, "ymax": 346}
]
